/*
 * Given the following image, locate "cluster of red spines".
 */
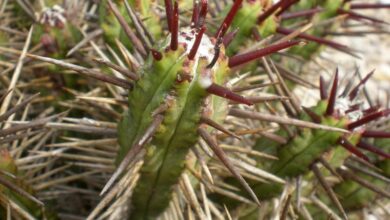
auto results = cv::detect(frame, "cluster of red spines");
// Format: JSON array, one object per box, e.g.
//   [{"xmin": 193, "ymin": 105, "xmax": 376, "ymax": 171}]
[
  {"xmin": 316, "ymin": 70, "xmax": 390, "ymax": 161},
  {"xmin": 162, "ymin": 1, "xmax": 390, "ymax": 162},
  {"xmin": 256, "ymin": 1, "xmax": 389, "ymax": 55},
  {"xmin": 161, "ymin": 0, "xmax": 302, "ymax": 106}
]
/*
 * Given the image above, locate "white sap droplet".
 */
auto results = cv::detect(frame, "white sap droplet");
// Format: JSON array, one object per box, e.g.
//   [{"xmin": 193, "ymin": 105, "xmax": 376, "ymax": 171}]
[{"xmin": 198, "ymin": 77, "xmax": 212, "ymax": 89}]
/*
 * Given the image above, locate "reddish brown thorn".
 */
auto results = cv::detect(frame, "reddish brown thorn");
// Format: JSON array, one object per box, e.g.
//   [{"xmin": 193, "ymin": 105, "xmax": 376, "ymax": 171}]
[
  {"xmin": 349, "ymin": 69, "xmax": 374, "ymax": 100},
  {"xmin": 200, "ymin": 116, "xmax": 240, "ymax": 140},
  {"xmin": 206, "ymin": 83, "xmax": 253, "ymax": 106},
  {"xmin": 338, "ymin": 9, "xmax": 389, "ymax": 25},
  {"xmin": 280, "ymin": 7, "xmax": 323, "ymax": 20},
  {"xmin": 223, "ymin": 28, "xmax": 239, "ymax": 47},
  {"xmin": 164, "ymin": 0, "xmax": 174, "ymax": 32},
  {"xmin": 198, "ymin": 128, "xmax": 261, "ymax": 206},
  {"xmin": 276, "ymin": 27, "xmax": 357, "ymax": 56},
  {"xmin": 337, "ymin": 168, "xmax": 390, "ymax": 199},
  {"xmin": 350, "ymin": 3, "xmax": 390, "ymax": 9},
  {"xmin": 319, "ymin": 76, "xmax": 328, "ymax": 100},
  {"xmin": 362, "ymin": 130, "xmax": 390, "ymax": 139},
  {"xmin": 251, "ymin": 27, "xmax": 261, "ymax": 41},
  {"xmin": 326, "ymin": 69, "xmax": 339, "ymax": 116},
  {"xmin": 188, "ymin": 26, "xmax": 206, "ymax": 60},
  {"xmin": 338, "ymin": 137, "xmax": 370, "ymax": 162},
  {"xmin": 257, "ymin": 0, "xmax": 284, "ymax": 24},
  {"xmin": 276, "ymin": 0, "xmax": 299, "ymax": 16},
  {"xmin": 94, "ymin": 58, "xmax": 139, "ymax": 81},
  {"xmin": 311, "ymin": 163, "xmax": 348, "ymax": 220},
  {"xmin": 318, "ymin": 156, "xmax": 343, "ymax": 180},
  {"xmin": 344, "ymin": 104, "xmax": 360, "ymax": 114},
  {"xmin": 363, "ymin": 105, "xmax": 380, "ymax": 115},
  {"xmin": 107, "ymin": 0, "xmax": 147, "ymax": 57},
  {"xmin": 357, "ymin": 141, "xmax": 390, "ymax": 159},
  {"xmin": 197, "ymin": 0, "xmax": 208, "ymax": 28},
  {"xmin": 344, "ymin": 163, "xmax": 390, "ymax": 184},
  {"xmin": 191, "ymin": 1, "xmax": 199, "ymax": 28},
  {"xmin": 151, "ymin": 49, "xmax": 163, "ymax": 61},
  {"xmin": 170, "ymin": 1, "xmax": 179, "ymax": 51},
  {"xmin": 347, "ymin": 109, "xmax": 390, "ymax": 130},
  {"xmin": 302, "ymin": 107, "xmax": 321, "ymax": 123},
  {"xmin": 214, "ymin": 0, "xmax": 243, "ymax": 39},
  {"xmin": 228, "ymin": 40, "xmax": 301, "ymax": 68}
]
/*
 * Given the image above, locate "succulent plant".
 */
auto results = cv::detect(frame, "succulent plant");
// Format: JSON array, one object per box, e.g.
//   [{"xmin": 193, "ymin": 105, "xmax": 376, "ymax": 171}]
[{"xmin": 0, "ymin": 0, "xmax": 388, "ymax": 219}]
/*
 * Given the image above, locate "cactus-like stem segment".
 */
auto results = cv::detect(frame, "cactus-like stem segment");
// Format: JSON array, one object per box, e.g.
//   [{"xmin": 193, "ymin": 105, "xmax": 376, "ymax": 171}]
[{"xmin": 101, "ymin": 115, "xmax": 164, "ymax": 196}]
